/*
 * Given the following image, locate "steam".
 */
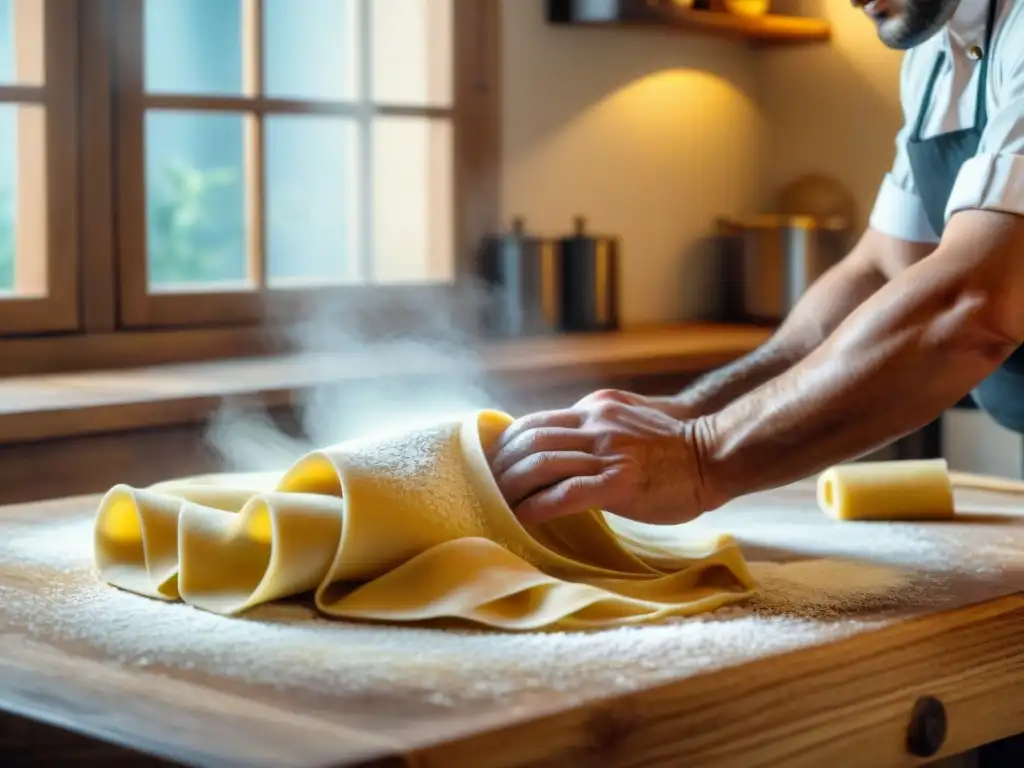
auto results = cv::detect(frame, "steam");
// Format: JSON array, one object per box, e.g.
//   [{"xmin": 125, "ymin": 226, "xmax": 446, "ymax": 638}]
[{"xmin": 204, "ymin": 283, "xmax": 519, "ymax": 473}]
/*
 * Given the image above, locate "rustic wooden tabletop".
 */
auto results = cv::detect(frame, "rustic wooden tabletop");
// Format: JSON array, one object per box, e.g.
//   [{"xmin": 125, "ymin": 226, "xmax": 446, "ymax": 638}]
[{"xmin": 2, "ymin": 479, "xmax": 1024, "ymax": 767}]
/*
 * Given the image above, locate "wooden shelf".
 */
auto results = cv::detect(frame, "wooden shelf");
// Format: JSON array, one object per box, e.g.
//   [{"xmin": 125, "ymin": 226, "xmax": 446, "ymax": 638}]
[
  {"xmin": 0, "ymin": 323, "xmax": 771, "ymax": 446},
  {"xmin": 548, "ymin": 0, "xmax": 831, "ymax": 46}
]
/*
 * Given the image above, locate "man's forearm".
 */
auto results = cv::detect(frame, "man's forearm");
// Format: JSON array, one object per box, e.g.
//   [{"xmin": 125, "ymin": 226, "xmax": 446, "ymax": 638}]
[
  {"xmin": 697, "ymin": 214, "xmax": 1023, "ymax": 509},
  {"xmin": 668, "ymin": 234, "xmax": 890, "ymax": 417},
  {"xmin": 669, "ymin": 338, "xmax": 807, "ymax": 418}
]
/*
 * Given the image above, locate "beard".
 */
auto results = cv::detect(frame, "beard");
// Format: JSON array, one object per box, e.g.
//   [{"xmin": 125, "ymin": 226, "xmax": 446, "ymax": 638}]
[{"xmin": 870, "ymin": 0, "xmax": 964, "ymax": 49}]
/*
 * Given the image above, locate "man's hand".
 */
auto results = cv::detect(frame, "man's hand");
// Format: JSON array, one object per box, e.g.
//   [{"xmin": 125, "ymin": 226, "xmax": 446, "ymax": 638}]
[
  {"xmin": 604, "ymin": 391, "xmax": 703, "ymax": 421},
  {"xmin": 488, "ymin": 389, "xmax": 712, "ymax": 525}
]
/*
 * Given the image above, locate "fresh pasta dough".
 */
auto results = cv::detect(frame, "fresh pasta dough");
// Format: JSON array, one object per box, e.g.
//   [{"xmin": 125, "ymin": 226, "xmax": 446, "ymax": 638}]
[
  {"xmin": 94, "ymin": 409, "xmax": 756, "ymax": 631},
  {"xmin": 816, "ymin": 459, "xmax": 956, "ymax": 521}
]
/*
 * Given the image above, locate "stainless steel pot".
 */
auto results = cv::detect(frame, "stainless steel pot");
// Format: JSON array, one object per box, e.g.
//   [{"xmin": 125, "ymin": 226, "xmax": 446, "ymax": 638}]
[
  {"xmin": 476, "ymin": 218, "xmax": 561, "ymax": 337},
  {"xmin": 558, "ymin": 216, "xmax": 620, "ymax": 333},
  {"xmin": 716, "ymin": 214, "xmax": 849, "ymax": 324}
]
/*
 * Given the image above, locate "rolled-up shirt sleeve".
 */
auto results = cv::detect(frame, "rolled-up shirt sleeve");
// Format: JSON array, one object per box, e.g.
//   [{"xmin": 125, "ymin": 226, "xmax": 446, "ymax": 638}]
[
  {"xmin": 946, "ymin": 52, "xmax": 1024, "ymax": 222},
  {"xmin": 869, "ymin": 150, "xmax": 942, "ymax": 243},
  {"xmin": 869, "ymin": 51, "xmax": 942, "ymax": 244}
]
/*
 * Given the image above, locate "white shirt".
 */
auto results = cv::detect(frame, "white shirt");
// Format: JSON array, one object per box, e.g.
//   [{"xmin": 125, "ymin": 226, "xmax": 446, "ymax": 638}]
[{"xmin": 869, "ymin": 0, "xmax": 1024, "ymax": 242}]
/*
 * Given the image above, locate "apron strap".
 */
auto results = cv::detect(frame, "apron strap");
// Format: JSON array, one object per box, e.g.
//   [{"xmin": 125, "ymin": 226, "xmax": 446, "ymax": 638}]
[
  {"xmin": 974, "ymin": 0, "xmax": 999, "ymax": 127},
  {"xmin": 912, "ymin": 54, "xmax": 946, "ymax": 141}
]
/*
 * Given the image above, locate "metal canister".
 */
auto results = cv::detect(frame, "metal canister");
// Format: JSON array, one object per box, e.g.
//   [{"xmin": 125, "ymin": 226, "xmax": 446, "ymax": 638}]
[
  {"xmin": 476, "ymin": 218, "xmax": 561, "ymax": 337},
  {"xmin": 715, "ymin": 214, "xmax": 850, "ymax": 325},
  {"xmin": 558, "ymin": 216, "xmax": 620, "ymax": 332}
]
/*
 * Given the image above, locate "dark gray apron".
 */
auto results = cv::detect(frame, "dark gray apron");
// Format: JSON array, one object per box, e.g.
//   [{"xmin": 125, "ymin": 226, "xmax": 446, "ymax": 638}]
[{"xmin": 906, "ymin": 0, "xmax": 1024, "ymax": 433}]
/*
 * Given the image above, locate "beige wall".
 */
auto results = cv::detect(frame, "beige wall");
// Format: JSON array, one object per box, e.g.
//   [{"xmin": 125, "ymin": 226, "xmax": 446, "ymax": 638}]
[
  {"xmin": 500, "ymin": 0, "xmax": 764, "ymax": 323},
  {"xmin": 500, "ymin": 0, "xmax": 905, "ymax": 323},
  {"xmin": 760, "ymin": 0, "xmax": 905, "ymax": 229}
]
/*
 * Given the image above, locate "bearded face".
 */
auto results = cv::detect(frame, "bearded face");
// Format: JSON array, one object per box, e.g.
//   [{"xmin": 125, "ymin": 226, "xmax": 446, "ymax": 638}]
[{"xmin": 854, "ymin": 0, "xmax": 965, "ymax": 49}]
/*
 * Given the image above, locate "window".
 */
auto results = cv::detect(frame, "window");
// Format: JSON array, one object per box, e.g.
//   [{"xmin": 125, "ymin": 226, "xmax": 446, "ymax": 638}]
[
  {"xmin": 0, "ymin": 0, "xmax": 77, "ymax": 333},
  {"xmin": 0, "ymin": 0, "xmax": 500, "ymax": 353}
]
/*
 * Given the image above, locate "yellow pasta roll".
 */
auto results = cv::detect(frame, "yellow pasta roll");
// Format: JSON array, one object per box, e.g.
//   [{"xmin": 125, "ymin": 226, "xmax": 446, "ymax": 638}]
[{"xmin": 816, "ymin": 459, "xmax": 955, "ymax": 521}]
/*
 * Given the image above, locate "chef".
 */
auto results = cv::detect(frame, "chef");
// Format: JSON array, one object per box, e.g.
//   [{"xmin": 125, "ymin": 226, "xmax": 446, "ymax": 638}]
[{"xmin": 490, "ymin": 0, "xmax": 1024, "ymax": 525}]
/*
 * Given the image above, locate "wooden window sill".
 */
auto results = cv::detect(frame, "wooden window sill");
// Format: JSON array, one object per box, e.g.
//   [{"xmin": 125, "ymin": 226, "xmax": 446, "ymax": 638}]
[{"xmin": 0, "ymin": 322, "xmax": 770, "ymax": 446}]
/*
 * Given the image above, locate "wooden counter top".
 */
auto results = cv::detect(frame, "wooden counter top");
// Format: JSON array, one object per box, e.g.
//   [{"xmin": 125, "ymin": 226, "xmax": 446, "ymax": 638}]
[
  {"xmin": 0, "ymin": 323, "xmax": 770, "ymax": 446},
  {"xmin": 3, "ymin": 479, "xmax": 1024, "ymax": 766}
]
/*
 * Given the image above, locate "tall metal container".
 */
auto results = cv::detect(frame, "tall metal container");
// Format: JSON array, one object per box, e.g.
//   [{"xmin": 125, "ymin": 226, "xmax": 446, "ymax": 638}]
[
  {"xmin": 558, "ymin": 216, "xmax": 620, "ymax": 333},
  {"xmin": 476, "ymin": 218, "xmax": 561, "ymax": 337},
  {"xmin": 716, "ymin": 214, "xmax": 849, "ymax": 325}
]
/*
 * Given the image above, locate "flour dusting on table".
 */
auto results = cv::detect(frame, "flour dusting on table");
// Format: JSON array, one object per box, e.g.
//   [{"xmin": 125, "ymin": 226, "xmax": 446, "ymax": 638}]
[
  {"xmin": 745, "ymin": 559, "xmax": 928, "ymax": 617},
  {"xmin": 0, "ymin": 512, "xmax": 967, "ymax": 708}
]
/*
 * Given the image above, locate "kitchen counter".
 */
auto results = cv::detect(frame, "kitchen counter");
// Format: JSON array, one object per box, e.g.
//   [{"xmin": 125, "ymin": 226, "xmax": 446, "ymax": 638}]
[
  {"xmin": 0, "ymin": 323, "xmax": 771, "ymax": 446},
  {"xmin": 3, "ymin": 480, "xmax": 1024, "ymax": 766}
]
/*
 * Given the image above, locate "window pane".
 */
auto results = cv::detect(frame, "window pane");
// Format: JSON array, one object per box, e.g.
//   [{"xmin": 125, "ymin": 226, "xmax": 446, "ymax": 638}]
[
  {"xmin": 0, "ymin": 102, "xmax": 46, "ymax": 298},
  {"xmin": 266, "ymin": 115, "xmax": 360, "ymax": 286},
  {"xmin": 0, "ymin": 0, "xmax": 14, "ymax": 84},
  {"xmin": 0, "ymin": 104, "xmax": 14, "ymax": 293},
  {"xmin": 0, "ymin": 0, "xmax": 44, "ymax": 86},
  {"xmin": 372, "ymin": 117, "xmax": 452, "ymax": 283},
  {"xmin": 145, "ymin": 110, "xmax": 247, "ymax": 290},
  {"xmin": 145, "ymin": 0, "xmax": 242, "ymax": 95},
  {"xmin": 371, "ymin": 0, "xmax": 452, "ymax": 106},
  {"xmin": 264, "ymin": 0, "xmax": 358, "ymax": 101}
]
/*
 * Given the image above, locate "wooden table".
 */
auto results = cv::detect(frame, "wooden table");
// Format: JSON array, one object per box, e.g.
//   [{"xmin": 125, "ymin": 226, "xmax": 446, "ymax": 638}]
[{"xmin": 4, "ymin": 480, "xmax": 1024, "ymax": 767}]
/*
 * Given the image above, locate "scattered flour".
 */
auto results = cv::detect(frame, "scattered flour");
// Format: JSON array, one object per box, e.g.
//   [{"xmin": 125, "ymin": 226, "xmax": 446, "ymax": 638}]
[
  {"xmin": 0, "ymin": 514, "xmax": 969, "ymax": 708},
  {"xmin": 745, "ymin": 559, "xmax": 935, "ymax": 618}
]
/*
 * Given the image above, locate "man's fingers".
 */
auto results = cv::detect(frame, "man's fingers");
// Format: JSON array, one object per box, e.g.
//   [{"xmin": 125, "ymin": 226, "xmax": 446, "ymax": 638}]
[
  {"xmin": 490, "ymin": 427, "xmax": 593, "ymax": 475},
  {"xmin": 575, "ymin": 388, "xmax": 638, "ymax": 408},
  {"xmin": 513, "ymin": 473, "xmax": 616, "ymax": 525},
  {"xmin": 496, "ymin": 451, "xmax": 605, "ymax": 509},
  {"xmin": 489, "ymin": 410, "xmax": 582, "ymax": 458}
]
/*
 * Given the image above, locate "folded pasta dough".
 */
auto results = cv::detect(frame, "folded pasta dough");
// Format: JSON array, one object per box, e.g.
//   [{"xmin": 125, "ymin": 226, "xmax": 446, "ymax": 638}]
[{"xmin": 94, "ymin": 409, "xmax": 756, "ymax": 630}]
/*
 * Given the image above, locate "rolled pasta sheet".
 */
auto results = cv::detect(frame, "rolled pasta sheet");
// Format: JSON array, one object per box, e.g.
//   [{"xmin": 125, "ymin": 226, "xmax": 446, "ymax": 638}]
[
  {"xmin": 94, "ymin": 409, "xmax": 758, "ymax": 631},
  {"xmin": 816, "ymin": 459, "xmax": 955, "ymax": 521}
]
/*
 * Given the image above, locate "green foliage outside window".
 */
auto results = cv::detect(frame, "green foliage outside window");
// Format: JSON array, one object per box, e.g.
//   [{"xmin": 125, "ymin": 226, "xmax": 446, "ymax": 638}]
[{"xmin": 146, "ymin": 160, "xmax": 243, "ymax": 285}]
